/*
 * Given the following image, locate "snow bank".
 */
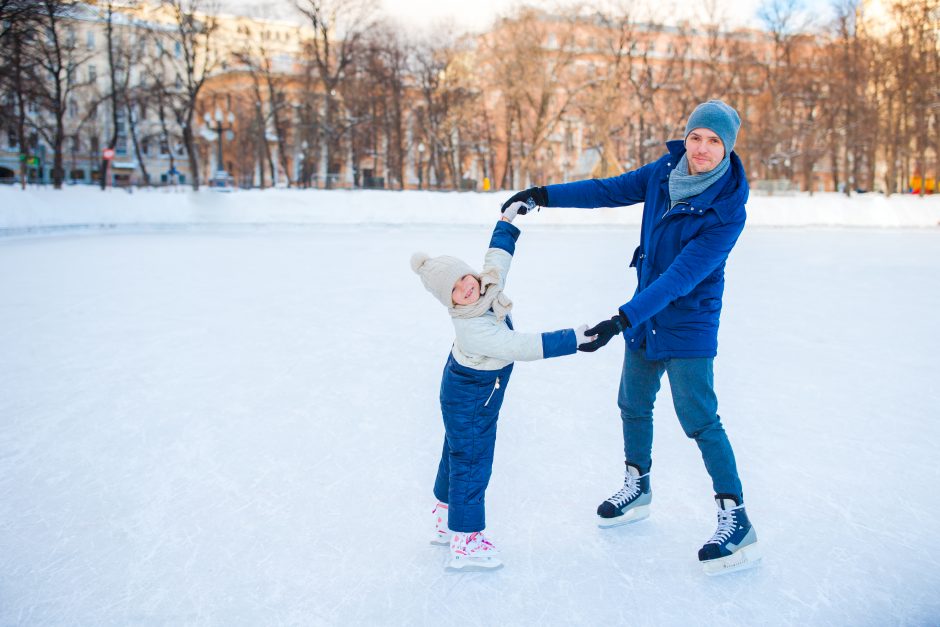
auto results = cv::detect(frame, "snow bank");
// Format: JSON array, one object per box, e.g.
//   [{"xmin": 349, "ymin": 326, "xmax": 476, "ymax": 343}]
[{"xmin": 1, "ymin": 185, "xmax": 938, "ymax": 232}]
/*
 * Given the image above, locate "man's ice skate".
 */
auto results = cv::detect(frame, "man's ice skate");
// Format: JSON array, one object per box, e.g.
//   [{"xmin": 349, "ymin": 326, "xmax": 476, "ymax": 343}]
[
  {"xmin": 596, "ymin": 462, "xmax": 651, "ymax": 528},
  {"xmin": 446, "ymin": 531, "xmax": 502, "ymax": 571},
  {"xmin": 430, "ymin": 502, "xmax": 449, "ymax": 546},
  {"xmin": 698, "ymin": 495, "xmax": 760, "ymax": 575}
]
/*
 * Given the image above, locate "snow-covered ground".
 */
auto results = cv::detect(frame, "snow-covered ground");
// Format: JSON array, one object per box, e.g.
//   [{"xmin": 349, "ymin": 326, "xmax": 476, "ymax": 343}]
[
  {"xmin": 2, "ymin": 185, "xmax": 939, "ymax": 232},
  {"xmin": 1, "ymin": 188, "xmax": 939, "ymax": 625}
]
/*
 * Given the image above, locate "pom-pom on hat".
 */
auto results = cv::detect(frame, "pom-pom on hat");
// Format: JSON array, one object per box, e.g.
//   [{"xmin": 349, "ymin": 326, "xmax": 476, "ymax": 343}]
[
  {"xmin": 685, "ymin": 99, "xmax": 741, "ymax": 155},
  {"xmin": 410, "ymin": 252, "xmax": 476, "ymax": 308}
]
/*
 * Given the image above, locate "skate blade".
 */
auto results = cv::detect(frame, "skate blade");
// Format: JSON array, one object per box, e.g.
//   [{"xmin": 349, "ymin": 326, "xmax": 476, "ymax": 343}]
[
  {"xmin": 430, "ymin": 537, "xmax": 450, "ymax": 546},
  {"xmin": 701, "ymin": 543, "xmax": 761, "ymax": 576},
  {"xmin": 597, "ymin": 504, "xmax": 650, "ymax": 528},
  {"xmin": 446, "ymin": 556, "xmax": 503, "ymax": 572}
]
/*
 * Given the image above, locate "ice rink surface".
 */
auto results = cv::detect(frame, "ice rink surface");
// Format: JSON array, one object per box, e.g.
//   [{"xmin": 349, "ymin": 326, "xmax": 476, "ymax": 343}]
[{"xmin": 1, "ymin": 224, "xmax": 939, "ymax": 625}]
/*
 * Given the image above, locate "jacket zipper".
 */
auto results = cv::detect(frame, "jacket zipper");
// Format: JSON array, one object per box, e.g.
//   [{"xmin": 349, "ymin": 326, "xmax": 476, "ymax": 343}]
[
  {"xmin": 663, "ymin": 201, "xmax": 689, "ymax": 220},
  {"xmin": 483, "ymin": 377, "xmax": 501, "ymax": 407}
]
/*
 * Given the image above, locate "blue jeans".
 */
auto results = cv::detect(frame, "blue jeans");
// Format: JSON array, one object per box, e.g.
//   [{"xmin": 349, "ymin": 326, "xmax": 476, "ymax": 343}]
[{"xmin": 618, "ymin": 346, "xmax": 743, "ymax": 500}]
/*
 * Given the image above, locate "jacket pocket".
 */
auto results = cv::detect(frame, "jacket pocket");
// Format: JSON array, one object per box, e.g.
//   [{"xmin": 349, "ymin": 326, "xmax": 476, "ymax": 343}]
[
  {"xmin": 629, "ymin": 246, "xmax": 643, "ymax": 268},
  {"xmin": 630, "ymin": 246, "xmax": 645, "ymax": 285},
  {"xmin": 673, "ymin": 294, "xmax": 721, "ymax": 311}
]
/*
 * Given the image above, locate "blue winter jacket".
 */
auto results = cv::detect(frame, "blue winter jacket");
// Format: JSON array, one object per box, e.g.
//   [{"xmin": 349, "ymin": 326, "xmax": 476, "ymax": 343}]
[{"xmin": 546, "ymin": 140, "xmax": 748, "ymax": 359}]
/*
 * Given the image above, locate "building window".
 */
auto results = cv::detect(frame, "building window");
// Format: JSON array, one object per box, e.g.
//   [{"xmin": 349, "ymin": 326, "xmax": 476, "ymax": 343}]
[
  {"xmin": 141, "ymin": 137, "xmax": 150, "ymax": 155},
  {"xmin": 7, "ymin": 128, "xmax": 16, "ymax": 149},
  {"xmin": 88, "ymin": 64, "xmax": 97, "ymax": 82},
  {"xmin": 68, "ymin": 99, "xmax": 78, "ymax": 118},
  {"xmin": 70, "ymin": 135, "xmax": 80, "ymax": 152},
  {"xmin": 90, "ymin": 135, "xmax": 99, "ymax": 155},
  {"xmin": 174, "ymin": 41, "xmax": 182, "ymax": 58},
  {"xmin": 86, "ymin": 30, "xmax": 95, "ymax": 50}
]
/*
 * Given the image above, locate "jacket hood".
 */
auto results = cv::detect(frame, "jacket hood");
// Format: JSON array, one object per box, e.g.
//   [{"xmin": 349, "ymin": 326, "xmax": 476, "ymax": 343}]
[{"xmin": 665, "ymin": 139, "xmax": 749, "ymax": 222}]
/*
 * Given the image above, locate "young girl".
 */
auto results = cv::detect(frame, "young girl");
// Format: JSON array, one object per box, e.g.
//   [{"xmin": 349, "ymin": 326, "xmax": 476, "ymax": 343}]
[{"xmin": 410, "ymin": 201, "xmax": 590, "ymax": 571}]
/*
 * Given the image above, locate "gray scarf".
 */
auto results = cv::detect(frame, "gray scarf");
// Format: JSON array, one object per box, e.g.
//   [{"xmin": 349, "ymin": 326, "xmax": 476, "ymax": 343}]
[
  {"xmin": 448, "ymin": 265, "xmax": 513, "ymax": 321},
  {"xmin": 668, "ymin": 154, "xmax": 730, "ymax": 208}
]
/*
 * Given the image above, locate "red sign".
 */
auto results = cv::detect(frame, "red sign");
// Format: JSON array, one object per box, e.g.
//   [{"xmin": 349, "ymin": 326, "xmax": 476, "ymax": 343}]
[{"xmin": 102, "ymin": 148, "xmax": 115, "ymax": 160}]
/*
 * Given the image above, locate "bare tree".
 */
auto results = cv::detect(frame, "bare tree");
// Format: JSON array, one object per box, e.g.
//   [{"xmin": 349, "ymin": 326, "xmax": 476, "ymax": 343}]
[
  {"xmin": 575, "ymin": 3, "xmax": 642, "ymax": 178},
  {"xmin": 296, "ymin": 0, "xmax": 373, "ymax": 188},
  {"xmin": 411, "ymin": 27, "xmax": 481, "ymax": 189},
  {"xmin": 101, "ymin": 0, "xmax": 151, "ymax": 187},
  {"xmin": 153, "ymin": 73, "xmax": 182, "ymax": 185},
  {"xmin": 618, "ymin": 15, "xmax": 680, "ymax": 167},
  {"xmin": 235, "ymin": 27, "xmax": 294, "ymax": 187},
  {"xmin": 1, "ymin": 0, "xmax": 42, "ymax": 188},
  {"xmin": 31, "ymin": 0, "xmax": 96, "ymax": 189},
  {"xmin": 163, "ymin": 0, "xmax": 220, "ymax": 190},
  {"xmin": 483, "ymin": 6, "xmax": 582, "ymax": 189},
  {"xmin": 363, "ymin": 22, "xmax": 408, "ymax": 189},
  {"xmin": 890, "ymin": 0, "xmax": 940, "ymax": 196},
  {"xmin": 123, "ymin": 29, "xmax": 156, "ymax": 187},
  {"xmin": 754, "ymin": 0, "xmax": 814, "ymax": 184}
]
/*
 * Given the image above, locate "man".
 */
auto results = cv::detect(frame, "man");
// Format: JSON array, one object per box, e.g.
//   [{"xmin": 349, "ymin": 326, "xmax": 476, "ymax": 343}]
[{"xmin": 501, "ymin": 100, "xmax": 759, "ymax": 575}]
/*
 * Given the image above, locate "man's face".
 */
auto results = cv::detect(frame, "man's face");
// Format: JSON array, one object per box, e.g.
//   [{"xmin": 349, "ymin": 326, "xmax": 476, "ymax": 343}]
[
  {"xmin": 685, "ymin": 128, "xmax": 725, "ymax": 175},
  {"xmin": 452, "ymin": 274, "xmax": 481, "ymax": 306}
]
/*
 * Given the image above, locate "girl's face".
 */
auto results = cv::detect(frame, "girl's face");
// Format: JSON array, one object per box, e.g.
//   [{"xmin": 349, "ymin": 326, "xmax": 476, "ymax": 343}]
[{"xmin": 452, "ymin": 274, "xmax": 481, "ymax": 306}]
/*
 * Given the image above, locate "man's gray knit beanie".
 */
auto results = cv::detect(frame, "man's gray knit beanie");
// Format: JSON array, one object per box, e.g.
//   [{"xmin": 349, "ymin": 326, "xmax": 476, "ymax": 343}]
[
  {"xmin": 685, "ymin": 100, "xmax": 741, "ymax": 155},
  {"xmin": 410, "ymin": 252, "xmax": 476, "ymax": 308}
]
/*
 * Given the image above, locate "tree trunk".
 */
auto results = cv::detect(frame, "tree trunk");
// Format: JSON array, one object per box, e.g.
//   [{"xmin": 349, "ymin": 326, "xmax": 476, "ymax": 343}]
[
  {"xmin": 127, "ymin": 102, "xmax": 150, "ymax": 186},
  {"xmin": 183, "ymin": 115, "xmax": 200, "ymax": 190}
]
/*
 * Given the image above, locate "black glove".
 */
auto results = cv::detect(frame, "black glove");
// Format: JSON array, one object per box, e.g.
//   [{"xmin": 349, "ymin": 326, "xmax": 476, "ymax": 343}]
[
  {"xmin": 500, "ymin": 186, "xmax": 548, "ymax": 214},
  {"xmin": 578, "ymin": 311, "xmax": 631, "ymax": 353}
]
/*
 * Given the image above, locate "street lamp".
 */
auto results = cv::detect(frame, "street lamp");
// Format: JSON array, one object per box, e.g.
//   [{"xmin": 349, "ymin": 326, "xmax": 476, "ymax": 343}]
[{"xmin": 203, "ymin": 106, "xmax": 235, "ymax": 187}]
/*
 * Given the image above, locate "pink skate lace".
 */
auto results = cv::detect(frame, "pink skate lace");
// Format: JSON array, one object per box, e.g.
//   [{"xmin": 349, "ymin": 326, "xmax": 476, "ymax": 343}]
[
  {"xmin": 466, "ymin": 532, "xmax": 496, "ymax": 554},
  {"xmin": 451, "ymin": 531, "xmax": 498, "ymax": 558}
]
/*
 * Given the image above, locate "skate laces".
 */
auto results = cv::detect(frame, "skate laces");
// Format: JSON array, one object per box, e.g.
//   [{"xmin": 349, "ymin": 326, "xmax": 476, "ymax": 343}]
[
  {"xmin": 608, "ymin": 474, "xmax": 641, "ymax": 507},
  {"xmin": 468, "ymin": 532, "xmax": 495, "ymax": 551},
  {"xmin": 457, "ymin": 532, "xmax": 496, "ymax": 554},
  {"xmin": 706, "ymin": 509, "xmax": 738, "ymax": 545}
]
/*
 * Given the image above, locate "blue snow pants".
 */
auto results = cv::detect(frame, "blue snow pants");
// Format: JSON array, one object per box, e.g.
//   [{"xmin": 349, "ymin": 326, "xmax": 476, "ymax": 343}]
[
  {"xmin": 619, "ymin": 346, "xmax": 744, "ymax": 501},
  {"xmin": 433, "ymin": 354, "xmax": 513, "ymax": 533}
]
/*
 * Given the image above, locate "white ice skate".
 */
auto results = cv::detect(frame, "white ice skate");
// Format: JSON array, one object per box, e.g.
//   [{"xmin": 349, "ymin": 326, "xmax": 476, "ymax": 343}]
[
  {"xmin": 430, "ymin": 502, "xmax": 449, "ymax": 546},
  {"xmin": 446, "ymin": 531, "xmax": 502, "ymax": 571}
]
